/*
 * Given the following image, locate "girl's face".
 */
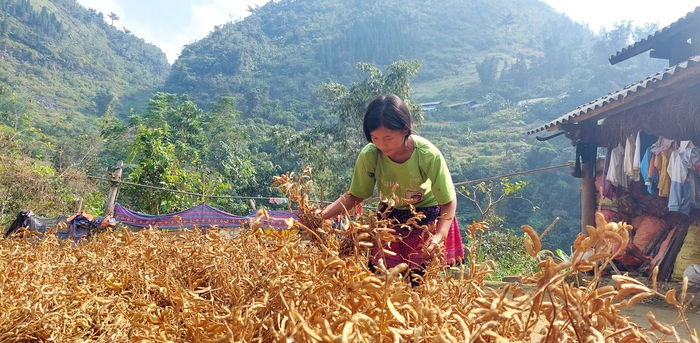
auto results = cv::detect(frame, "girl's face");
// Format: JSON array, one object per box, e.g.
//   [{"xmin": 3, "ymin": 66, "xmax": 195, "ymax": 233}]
[{"xmin": 370, "ymin": 126, "xmax": 409, "ymax": 158}]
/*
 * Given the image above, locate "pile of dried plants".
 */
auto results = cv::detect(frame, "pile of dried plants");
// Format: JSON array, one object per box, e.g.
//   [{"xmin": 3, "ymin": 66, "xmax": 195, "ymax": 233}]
[{"xmin": 0, "ymin": 171, "xmax": 698, "ymax": 342}]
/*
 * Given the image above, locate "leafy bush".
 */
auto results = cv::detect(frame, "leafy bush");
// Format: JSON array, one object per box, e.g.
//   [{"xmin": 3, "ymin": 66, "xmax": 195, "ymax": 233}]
[
  {"xmin": 470, "ymin": 228, "xmax": 538, "ymax": 280},
  {"xmin": 0, "ymin": 133, "xmax": 102, "ymax": 226}
]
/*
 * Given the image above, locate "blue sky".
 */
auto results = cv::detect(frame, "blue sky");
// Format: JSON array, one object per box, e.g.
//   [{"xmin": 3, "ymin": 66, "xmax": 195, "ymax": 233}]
[{"xmin": 76, "ymin": 0, "xmax": 699, "ymax": 64}]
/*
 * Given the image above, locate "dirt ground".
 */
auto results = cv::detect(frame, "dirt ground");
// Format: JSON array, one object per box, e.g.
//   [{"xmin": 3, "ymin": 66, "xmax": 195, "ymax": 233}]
[
  {"xmin": 622, "ymin": 302, "xmax": 699, "ymax": 340},
  {"xmin": 601, "ymin": 277, "xmax": 700, "ymax": 339},
  {"xmin": 487, "ymin": 277, "xmax": 700, "ymax": 340}
]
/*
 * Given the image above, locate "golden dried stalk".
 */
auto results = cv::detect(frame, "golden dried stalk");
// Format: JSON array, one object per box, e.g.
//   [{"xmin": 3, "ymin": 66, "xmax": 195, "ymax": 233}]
[{"xmin": 0, "ymin": 172, "xmax": 696, "ymax": 342}]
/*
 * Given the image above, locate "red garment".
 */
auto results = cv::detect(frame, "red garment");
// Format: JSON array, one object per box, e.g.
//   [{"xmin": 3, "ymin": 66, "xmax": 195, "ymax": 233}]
[{"xmin": 371, "ymin": 217, "xmax": 464, "ymax": 269}]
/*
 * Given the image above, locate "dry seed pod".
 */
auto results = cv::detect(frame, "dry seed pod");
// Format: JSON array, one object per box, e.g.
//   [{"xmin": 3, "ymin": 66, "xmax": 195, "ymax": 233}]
[
  {"xmin": 521, "ymin": 225, "xmax": 541, "ymax": 251},
  {"xmin": 605, "ymin": 222, "xmax": 618, "ymax": 232},
  {"xmin": 617, "ymin": 331, "xmax": 643, "ymax": 343},
  {"xmin": 611, "ymin": 275, "xmax": 647, "ymax": 286},
  {"xmin": 586, "ymin": 253, "xmax": 612, "ymax": 262},
  {"xmin": 585, "ymin": 225, "xmax": 599, "ymax": 242},
  {"xmin": 581, "ymin": 237, "xmax": 594, "ymax": 251},
  {"xmin": 387, "ymin": 299, "xmax": 406, "ymax": 325},
  {"xmin": 603, "ymin": 231, "xmax": 623, "ymax": 244},
  {"xmin": 595, "ymin": 212, "xmax": 607, "ymax": 237},
  {"xmin": 573, "ymin": 234, "xmax": 587, "ymax": 252},
  {"xmin": 614, "ymin": 283, "xmax": 652, "ymax": 301},
  {"xmin": 524, "ymin": 237, "xmax": 537, "ymax": 258},
  {"xmin": 664, "ymin": 289, "xmax": 679, "ymax": 306},
  {"xmin": 625, "ymin": 291, "xmax": 654, "ymax": 308},
  {"xmin": 594, "ymin": 285, "xmax": 616, "ymax": 298},
  {"xmin": 618, "ymin": 225, "xmax": 630, "ymax": 251},
  {"xmin": 356, "ymin": 233, "xmax": 371, "ymax": 241},
  {"xmin": 646, "ymin": 311, "xmax": 674, "ymax": 336}
]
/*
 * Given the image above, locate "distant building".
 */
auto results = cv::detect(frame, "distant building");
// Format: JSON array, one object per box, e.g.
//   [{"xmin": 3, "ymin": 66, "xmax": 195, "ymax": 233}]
[
  {"xmin": 516, "ymin": 97, "xmax": 550, "ymax": 107},
  {"xmin": 447, "ymin": 100, "xmax": 478, "ymax": 110},
  {"xmin": 420, "ymin": 101, "xmax": 442, "ymax": 111}
]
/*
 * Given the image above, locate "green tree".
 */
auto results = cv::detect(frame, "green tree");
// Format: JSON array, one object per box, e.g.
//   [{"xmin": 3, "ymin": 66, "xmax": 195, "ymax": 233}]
[
  {"xmin": 125, "ymin": 125, "xmax": 198, "ymax": 214},
  {"xmin": 141, "ymin": 93, "xmax": 209, "ymax": 166},
  {"xmin": 319, "ymin": 60, "xmax": 424, "ymax": 155},
  {"xmin": 476, "ymin": 56, "xmax": 500, "ymax": 88},
  {"xmin": 280, "ymin": 60, "xmax": 423, "ymax": 197},
  {"xmin": 119, "ymin": 93, "xmax": 212, "ymax": 213},
  {"xmin": 108, "ymin": 12, "xmax": 119, "ymax": 26}
]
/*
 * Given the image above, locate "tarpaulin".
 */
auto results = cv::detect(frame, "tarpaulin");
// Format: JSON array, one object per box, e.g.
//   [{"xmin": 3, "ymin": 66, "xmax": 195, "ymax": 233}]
[{"xmin": 113, "ymin": 203, "xmax": 298, "ymax": 230}]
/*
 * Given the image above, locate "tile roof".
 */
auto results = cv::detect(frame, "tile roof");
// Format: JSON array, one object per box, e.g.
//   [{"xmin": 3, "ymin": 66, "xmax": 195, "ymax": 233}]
[
  {"xmin": 608, "ymin": 6, "xmax": 700, "ymax": 65},
  {"xmin": 526, "ymin": 55, "xmax": 700, "ymax": 135}
]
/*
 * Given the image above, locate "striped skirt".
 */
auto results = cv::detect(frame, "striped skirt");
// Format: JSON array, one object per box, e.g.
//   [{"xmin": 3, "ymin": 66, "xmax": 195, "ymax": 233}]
[{"xmin": 371, "ymin": 206, "xmax": 465, "ymax": 269}]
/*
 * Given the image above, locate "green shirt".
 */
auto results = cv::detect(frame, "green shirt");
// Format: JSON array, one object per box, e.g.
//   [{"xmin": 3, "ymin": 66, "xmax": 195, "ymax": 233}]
[{"xmin": 349, "ymin": 135, "xmax": 455, "ymax": 209}]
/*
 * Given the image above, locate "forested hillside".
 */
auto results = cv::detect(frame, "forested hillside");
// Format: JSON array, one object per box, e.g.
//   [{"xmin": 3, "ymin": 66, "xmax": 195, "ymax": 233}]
[
  {"xmin": 0, "ymin": 0, "xmax": 672, "ymax": 250},
  {"xmin": 164, "ymin": 0, "xmax": 594, "ymax": 127},
  {"xmin": 160, "ymin": 0, "xmax": 667, "ymax": 248},
  {"xmin": 0, "ymin": 0, "xmax": 168, "ymax": 151}
]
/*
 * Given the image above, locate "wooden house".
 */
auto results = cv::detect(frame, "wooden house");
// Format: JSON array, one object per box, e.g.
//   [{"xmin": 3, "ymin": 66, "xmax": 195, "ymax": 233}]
[
  {"xmin": 420, "ymin": 101, "xmax": 442, "ymax": 111},
  {"xmin": 527, "ymin": 7, "xmax": 700, "ymax": 281}
]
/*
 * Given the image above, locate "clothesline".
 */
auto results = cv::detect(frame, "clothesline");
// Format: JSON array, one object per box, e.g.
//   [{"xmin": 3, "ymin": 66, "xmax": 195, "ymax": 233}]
[
  {"xmin": 452, "ymin": 163, "xmax": 574, "ymax": 186},
  {"xmin": 91, "ymin": 163, "xmax": 574, "ymax": 204},
  {"xmin": 87, "ymin": 175, "xmax": 303, "ymax": 202}
]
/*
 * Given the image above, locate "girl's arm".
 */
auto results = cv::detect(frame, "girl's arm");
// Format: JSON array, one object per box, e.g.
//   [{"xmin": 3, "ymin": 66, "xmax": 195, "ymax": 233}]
[
  {"xmin": 425, "ymin": 198, "xmax": 457, "ymax": 255},
  {"xmin": 320, "ymin": 192, "xmax": 364, "ymax": 219}
]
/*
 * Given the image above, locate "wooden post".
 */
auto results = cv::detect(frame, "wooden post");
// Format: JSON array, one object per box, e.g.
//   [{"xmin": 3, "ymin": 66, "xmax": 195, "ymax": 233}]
[
  {"xmin": 576, "ymin": 124, "xmax": 597, "ymax": 234},
  {"xmin": 580, "ymin": 160, "xmax": 596, "ymax": 233},
  {"xmin": 105, "ymin": 161, "xmax": 123, "ymax": 216},
  {"xmin": 74, "ymin": 197, "xmax": 83, "ymax": 213}
]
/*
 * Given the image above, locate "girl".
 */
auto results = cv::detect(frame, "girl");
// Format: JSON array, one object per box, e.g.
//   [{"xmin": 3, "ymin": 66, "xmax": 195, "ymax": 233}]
[{"xmin": 320, "ymin": 94, "xmax": 464, "ymax": 284}]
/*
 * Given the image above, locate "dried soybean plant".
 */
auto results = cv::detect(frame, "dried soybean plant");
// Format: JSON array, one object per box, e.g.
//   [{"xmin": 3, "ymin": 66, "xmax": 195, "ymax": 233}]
[
  {"xmin": 271, "ymin": 166, "xmax": 328, "ymax": 242},
  {"xmin": 519, "ymin": 212, "xmax": 699, "ymax": 342},
  {"xmin": 0, "ymin": 175, "xmax": 698, "ymax": 342},
  {"xmin": 271, "ymin": 166, "xmax": 385, "ymax": 259}
]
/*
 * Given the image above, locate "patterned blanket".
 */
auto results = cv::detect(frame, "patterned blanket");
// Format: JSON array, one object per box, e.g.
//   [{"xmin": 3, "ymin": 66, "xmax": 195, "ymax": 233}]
[{"xmin": 113, "ymin": 203, "xmax": 298, "ymax": 230}]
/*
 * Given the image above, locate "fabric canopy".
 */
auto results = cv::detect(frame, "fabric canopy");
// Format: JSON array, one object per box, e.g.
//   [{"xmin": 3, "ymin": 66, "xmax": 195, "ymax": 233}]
[{"xmin": 114, "ymin": 203, "xmax": 298, "ymax": 230}]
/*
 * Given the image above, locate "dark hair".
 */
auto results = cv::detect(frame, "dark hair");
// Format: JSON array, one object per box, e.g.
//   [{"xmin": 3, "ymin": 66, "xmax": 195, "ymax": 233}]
[{"xmin": 362, "ymin": 94, "xmax": 412, "ymax": 142}]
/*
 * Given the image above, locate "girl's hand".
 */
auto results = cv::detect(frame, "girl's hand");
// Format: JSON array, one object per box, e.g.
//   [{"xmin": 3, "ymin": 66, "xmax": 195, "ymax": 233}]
[{"xmin": 423, "ymin": 235, "xmax": 443, "ymax": 258}]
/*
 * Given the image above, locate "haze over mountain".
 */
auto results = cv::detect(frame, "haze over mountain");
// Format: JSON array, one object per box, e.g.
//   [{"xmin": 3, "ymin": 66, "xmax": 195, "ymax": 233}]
[
  {"xmin": 0, "ymin": 0, "xmax": 674, "ymax": 248},
  {"xmin": 74, "ymin": 0, "xmax": 699, "ymax": 64}
]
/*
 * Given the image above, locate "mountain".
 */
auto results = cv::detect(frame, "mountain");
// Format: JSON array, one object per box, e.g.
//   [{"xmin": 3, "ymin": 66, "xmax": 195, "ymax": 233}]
[
  {"xmin": 159, "ymin": 0, "xmax": 670, "ymax": 248},
  {"xmin": 0, "ymin": 0, "xmax": 169, "ymax": 138},
  {"xmin": 0, "ymin": 0, "xmax": 669, "ymax": 249},
  {"xmin": 163, "ymin": 0, "xmax": 596, "ymax": 127}
]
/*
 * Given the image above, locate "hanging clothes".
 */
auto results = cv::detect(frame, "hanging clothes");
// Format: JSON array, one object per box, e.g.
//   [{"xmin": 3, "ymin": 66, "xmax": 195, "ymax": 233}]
[
  {"xmin": 606, "ymin": 144, "xmax": 628, "ymax": 187},
  {"xmin": 601, "ymin": 147, "xmax": 615, "ymax": 200},
  {"xmin": 624, "ymin": 134, "xmax": 639, "ymax": 181},
  {"xmin": 640, "ymin": 146, "xmax": 657, "ymax": 195},
  {"xmin": 656, "ymin": 149, "xmax": 673, "ymax": 197},
  {"xmin": 650, "ymin": 136, "xmax": 675, "ymax": 155},
  {"xmin": 639, "ymin": 147, "xmax": 653, "ymax": 194},
  {"xmin": 669, "ymin": 141, "xmax": 700, "ymax": 215},
  {"xmin": 633, "ymin": 131, "xmax": 642, "ymax": 176}
]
